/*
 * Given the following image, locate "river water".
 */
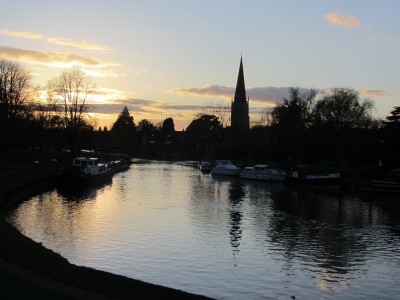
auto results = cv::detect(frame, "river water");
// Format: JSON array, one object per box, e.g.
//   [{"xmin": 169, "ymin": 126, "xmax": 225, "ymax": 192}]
[{"xmin": 6, "ymin": 160, "xmax": 400, "ymax": 299}]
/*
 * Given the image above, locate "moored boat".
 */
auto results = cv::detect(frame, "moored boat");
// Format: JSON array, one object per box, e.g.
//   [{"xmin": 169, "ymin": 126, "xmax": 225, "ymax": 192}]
[
  {"xmin": 371, "ymin": 168, "xmax": 400, "ymax": 194},
  {"xmin": 290, "ymin": 165, "xmax": 340, "ymax": 188},
  {"xmin": 239, "ymin": 165, "xmax": 287, "ymax": 182},
  {"xmin": 64, "ymin": 157, "xmax": 114, "ymax": 184},
  {"xmin": 211, "ymin": 160, "xmax": 240, "ymax": 176},
  {"xmin": 111, "ymin": 156, "xmax": 132, "ymax": 173}
]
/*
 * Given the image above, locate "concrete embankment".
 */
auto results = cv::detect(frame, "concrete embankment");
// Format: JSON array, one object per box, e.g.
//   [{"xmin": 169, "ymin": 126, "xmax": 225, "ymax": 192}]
[
  {"xmin": 0, "ymin": 165, "xmax": 213, "ymax": 300},
  {"xmin": 0, "ymin": 165, "xmax": 59, "ymax": 213}
]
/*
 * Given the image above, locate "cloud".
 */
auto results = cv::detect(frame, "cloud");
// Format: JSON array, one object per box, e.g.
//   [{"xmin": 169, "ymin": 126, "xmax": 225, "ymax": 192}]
[
  {"xmin": 248, "ymin": 87, "xmax": 293, "ymax": 104},
  {"xmin": 0, "ymin": 27, "xmax": 111, "ymax": 52},
  {"xmin": 84, "ymin": 87, "xmax": 203, "ymax": 118},
  {"xmin": 46, "ymin": 37, "xmax": 111, "ymax": 52},
  {"xmin": 94, "ymin": 103, "xmax": 152, "ymax": 114},
  {"xmin": 0, "ymin": 28, "xmax": 43, "ymax": 40},
  {"xmin": 0, "ymin": 46, "xmax": 117, "ymax": 69},
  {"xmin": 93, "ymin": 98, "xmax": 202, "ymax": 117},
  {"xmin": 324, "ymin": 12, "xmax": 399, "ymax": 44},
  {"xmin": 172, "ymin": 85, "xmax": 320, "ymax": 106},
  {"xmin": 359, "ymin": 89, "xmax": 396, "ymax": 98},
  {"xmin": 156, "ymin": 104, "xmax": 202, "ymax": 111},
  {"xmin": 325, "ymin": 13, "xmax": 361, "ymax": 28},
  {"xmin": 172, "ymin": 84, "xmax": 234, "ymax": 98}
]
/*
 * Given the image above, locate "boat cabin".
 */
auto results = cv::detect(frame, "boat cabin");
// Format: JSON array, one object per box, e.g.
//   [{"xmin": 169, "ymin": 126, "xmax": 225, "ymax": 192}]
[{"xmin": 72, "ymin": 157, "xmax": 109, "ymax": 175}]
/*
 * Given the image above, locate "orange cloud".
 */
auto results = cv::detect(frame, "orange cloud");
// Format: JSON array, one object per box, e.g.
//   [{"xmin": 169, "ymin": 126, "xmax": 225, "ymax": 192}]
[
  {"xmin": 0, "ymin": 28, "xmax": 43, "ymax": 40},
  {"xmin": 325, "ymin": 13, "xmax": 361, "ymax": 28},
  {"xmin": 46, "ymin": 37, "xmax": 111, "ymax": 52},
  {"xmin": 0, "ymin": 46, "xmax": 105, "ymax": 66},
  {"xmin": 0, "ymin": 27, "xmax": 111, "ymax": 52},
  {"xmin": 359, "ymin": 89, "xmax": 395, "ymax": 98}
]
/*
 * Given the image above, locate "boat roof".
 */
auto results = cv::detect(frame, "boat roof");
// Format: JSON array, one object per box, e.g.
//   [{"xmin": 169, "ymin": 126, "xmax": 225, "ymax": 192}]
[
  {"xmin": 74, "ymin": 157, "xmax": 98, "ymax": 161},
  {"xmin": 215, "ymin": 160, "xmax": 232, "ymax": 163}
]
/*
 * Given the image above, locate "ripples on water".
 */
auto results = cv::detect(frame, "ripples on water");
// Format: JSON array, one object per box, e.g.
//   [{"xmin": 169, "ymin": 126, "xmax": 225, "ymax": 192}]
[{"xmin": 6, "ymin": 161, "xmax": 400, "ymax": 300}]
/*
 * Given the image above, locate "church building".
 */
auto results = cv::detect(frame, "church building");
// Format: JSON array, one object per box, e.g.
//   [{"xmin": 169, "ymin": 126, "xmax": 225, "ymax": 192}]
[{"xmin": 231, "ymin": 56, "xmax": 250, "ymax": 131}]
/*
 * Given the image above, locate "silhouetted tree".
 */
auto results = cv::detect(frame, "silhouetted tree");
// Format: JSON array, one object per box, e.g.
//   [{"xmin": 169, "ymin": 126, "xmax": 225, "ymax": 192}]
[
  {"xmin": 384, "ymin": 106, "xmax": 400, "ymax": 129},
  {"xmin": 48, "ymin": 67, "xmax": 95, "ymax": 156},
  {"xmin": 185, "ymin": 114, "xmax": 222, "ymax": 158},
  {"xmin": 381, "ymin": 106, "xmax": 400, "ymax": 167},
  {"xmin": 111, "ymin": 106, "xmax": 136, "ymax": 132},
  {"xmin": 137, "ymin": 119, "xmax": 156, "ymax": 134},
  {"xmin": 111, "ymin": 106, "xmax": 136, "ymax": 153},
  {"xmin": 186, "ymin": 115, "xmax": 222, "ymax": 133},
  {"xmin": 312, "ymin": 88, "xmax": 374, "ymax": 161},
  {"xmin": 271, "ymin": 87, "xmax": 316, "ymax": 129},
  {"xmin": 271, "ymin": 87, "xmax": 317, "ymax": 160},
  {"xmin": 313, "ymin": 88, "xmax": 374, "ymax": 130},
  {"xmin": 200, "ymin": 101, "xmax": 231, "ymax": 127},
  {"xmin": 0, "ymin": 59, "xmax": 32, "ymax": 153},
  {"xmin": 27, "ymin": 101, "xmax": 65, "ymax": 152},
  {"xmin": 161, "ymin": 117, "xmax": 175, "ymax": 133}
]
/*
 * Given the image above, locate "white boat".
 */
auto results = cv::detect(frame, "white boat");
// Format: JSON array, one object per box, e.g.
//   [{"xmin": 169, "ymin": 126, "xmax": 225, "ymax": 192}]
[
  {"xmin": 239, "ymin": 165, "xmax": 287, "ymax": 182},
  {"xmin": 211, "ymin": 160, "xmax": 240, "ymax": 176},
  {"xmin": 65, "ymin": 157, "xmax": 113, "ymax": 183}
]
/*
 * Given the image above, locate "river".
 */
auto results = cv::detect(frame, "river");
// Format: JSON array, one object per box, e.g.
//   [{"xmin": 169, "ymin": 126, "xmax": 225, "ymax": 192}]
[{"xmin": 6, "ymin": 160, "xmax": 400, "ymax": 299}]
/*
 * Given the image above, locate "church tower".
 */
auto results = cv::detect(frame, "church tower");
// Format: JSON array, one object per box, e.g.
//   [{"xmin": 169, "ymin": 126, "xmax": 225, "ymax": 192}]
[{"xmin": 231, "ymin": 56, "xmax": 249, "ymax": 131}]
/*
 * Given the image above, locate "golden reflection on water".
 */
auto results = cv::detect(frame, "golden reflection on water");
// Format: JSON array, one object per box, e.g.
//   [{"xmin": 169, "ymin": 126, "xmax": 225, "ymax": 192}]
[
  {"xmin": 7, "ymin": 161, "xmax": 400, "ymax": 300},
  {"xmin": 317, "ymin": 267, "xmax": 350, "ymax": 293}
]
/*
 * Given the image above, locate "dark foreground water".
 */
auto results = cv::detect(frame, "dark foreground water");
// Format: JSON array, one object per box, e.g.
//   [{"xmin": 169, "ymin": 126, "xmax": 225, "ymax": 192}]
[{"xmin": 6, "ymin": 161, "xmax": 400, "ymax": 299}]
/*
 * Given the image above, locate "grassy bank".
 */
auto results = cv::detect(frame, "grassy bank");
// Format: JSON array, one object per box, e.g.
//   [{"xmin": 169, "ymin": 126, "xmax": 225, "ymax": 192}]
[{"xmin": 0, "ymin": 154, "xmax": 213, "ymax": 300}]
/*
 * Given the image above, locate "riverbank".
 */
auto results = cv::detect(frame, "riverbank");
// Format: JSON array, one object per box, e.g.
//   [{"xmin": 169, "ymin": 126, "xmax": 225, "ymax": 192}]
[{"xmin": 0, "ymin": 156, "xmax": 213, "ymax": 299}]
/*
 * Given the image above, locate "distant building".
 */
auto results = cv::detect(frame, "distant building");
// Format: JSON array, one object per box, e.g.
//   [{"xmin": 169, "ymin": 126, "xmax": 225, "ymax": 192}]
[{"xmin": 231, "ymin": 56, "xmax": 249, "ymax": 131}]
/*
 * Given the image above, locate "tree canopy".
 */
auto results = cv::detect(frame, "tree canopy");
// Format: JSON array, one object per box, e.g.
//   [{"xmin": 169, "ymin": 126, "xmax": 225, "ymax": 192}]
[
  {"xmin": 137, "ymin": 119, "xmax": 156, "ymax": 134},
  {"xmin": 0, "ymin": 59, "xmax": 32, "ymax": 153},
  {"xmin": 47, "ymin": 67, "xmax": 95, "ymax": 155},
  {"xmin": 186, "ymin": 114, "xmax": 222, "ymax": 134},
  {"xmin": 161, "ymin": 117, "xmax": 175, "ymax": 133},
  {"xmin": 313, "ymin": 88, "xmax": 374, "ymax": 130},
  {"xmin": 271, "ymin": 87, "xmax": 316, "ymax": 129},
  {"xmin": 384, "ymin": 106, "xmax": 400, "ymax": 129},
  {"xmin": 111, "ymin": 106, "xmax": 136, "ymax": 133}
]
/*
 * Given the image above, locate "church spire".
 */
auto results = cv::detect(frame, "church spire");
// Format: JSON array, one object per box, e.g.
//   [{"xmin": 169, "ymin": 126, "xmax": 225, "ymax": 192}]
[
  {"xmin": 231, "ymin": 56, "xmax": 249, "ymax": 131},
  {"xmin": 233, "ymin": 56, "xmax": 247, "ymax": 103}
]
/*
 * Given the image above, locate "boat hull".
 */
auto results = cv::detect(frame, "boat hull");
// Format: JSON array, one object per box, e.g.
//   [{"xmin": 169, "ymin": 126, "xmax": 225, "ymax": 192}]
[
  {"xmin": 211, "ymin": 160, "xmax": 240, "ymax": 177},
  {"xmin": 290, "ymin": 175, "xmax": 341, "ymax": 189},
  {"xmin": 239, "ymin": 172, "xmax": 286, "ymax": 182},
  {"xmin": 371, "ymin": 180, "xmax": 400, "ymax": 194},
  {"xmin": 211, "ymin": 169, "xmax": 240, "ymax": 176},
  {"xmin": 62, "ymin": 166, "xmax": 114, "ymax": 185}
]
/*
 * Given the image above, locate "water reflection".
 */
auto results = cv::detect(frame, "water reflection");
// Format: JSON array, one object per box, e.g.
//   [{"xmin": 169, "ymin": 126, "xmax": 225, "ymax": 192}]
[
  {"xmin": 226, "ymin": 178, "xmax": 245, "ymax": 260},
  {"xmin": 195, "ymin": 174, "xmax": 400, "ymax": 298},
  {"xmin": 57, "ymin": 179, "xmax": 113, "ymax": 201},
  {"xmin": 7, "ymin": 161, "xmax": 400, "ymax": 300}
]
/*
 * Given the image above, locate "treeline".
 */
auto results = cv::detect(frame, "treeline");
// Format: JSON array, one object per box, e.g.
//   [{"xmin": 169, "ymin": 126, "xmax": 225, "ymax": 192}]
[
  {"xmin": 0, "ymin": 59, "xmax": 176, "ymax": 157},
  {"xmin": 1, "ymin": 59, "xmax": 400, "ymax": 172},
  {"xmin": 184, "ymin": 87, "xmax": 400, "ymax": 173}
]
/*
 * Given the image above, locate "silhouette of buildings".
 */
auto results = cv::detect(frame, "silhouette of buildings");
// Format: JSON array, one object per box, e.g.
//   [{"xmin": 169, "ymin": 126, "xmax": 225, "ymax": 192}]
[{"xmin": 231, "ymin": 56, "xmax": 249, "ymax": 131}]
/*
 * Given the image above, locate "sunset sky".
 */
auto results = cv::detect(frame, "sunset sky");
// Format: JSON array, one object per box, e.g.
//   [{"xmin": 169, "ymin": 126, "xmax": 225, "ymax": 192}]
[{"xmin": 1, "ymin": 0, "xmax": 399, "ymax": 130}]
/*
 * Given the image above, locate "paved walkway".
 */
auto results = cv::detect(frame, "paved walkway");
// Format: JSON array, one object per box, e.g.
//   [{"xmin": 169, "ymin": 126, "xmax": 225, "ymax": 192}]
[{"xmin": 0, "ymin": 257, "xmax": 118, "ymax": 300}]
